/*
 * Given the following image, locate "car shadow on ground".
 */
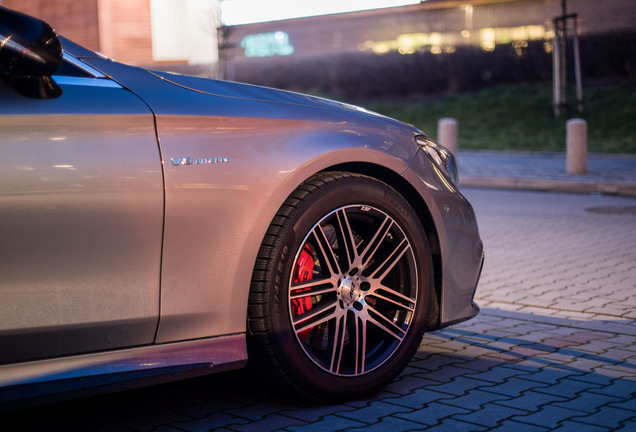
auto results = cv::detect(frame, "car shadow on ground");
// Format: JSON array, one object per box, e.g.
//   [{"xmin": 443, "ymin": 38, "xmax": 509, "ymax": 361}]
[{"xmin": 3, "ymin": 308, "xmax": 636, "ymax": 431}]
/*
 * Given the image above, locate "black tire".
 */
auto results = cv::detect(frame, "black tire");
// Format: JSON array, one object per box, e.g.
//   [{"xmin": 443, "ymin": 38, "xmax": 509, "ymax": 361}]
[{"xmin": 247, "ymin": 172, "xmax": 433, "ymax": 400}]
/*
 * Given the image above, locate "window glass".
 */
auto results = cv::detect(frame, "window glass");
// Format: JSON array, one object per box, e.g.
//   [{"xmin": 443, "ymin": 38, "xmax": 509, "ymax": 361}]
[{"xmin": 55, "ymin": 59, "xmax": 94, "ymax": 78}]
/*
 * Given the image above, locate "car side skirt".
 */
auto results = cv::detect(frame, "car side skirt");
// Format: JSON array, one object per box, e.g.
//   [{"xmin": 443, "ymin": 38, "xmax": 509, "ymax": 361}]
[{"xmin": 0, "ymin": 334, "xmax": 247, "ymax": 406}]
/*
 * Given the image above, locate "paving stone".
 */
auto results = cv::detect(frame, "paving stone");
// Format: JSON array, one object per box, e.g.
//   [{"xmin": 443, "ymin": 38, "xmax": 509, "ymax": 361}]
[
  {"xmin": 592, "ymin": 365, "xmax": 636, "ymax": 380},
  {"xmin": 588, "ymin": 379, "xmax": 636, "ymax": 399},
  {"xmin": 571, "ymin": 406, "xmax": 636, "ymax": 429},
  {"xmin": 575, "ymin": 340, "xmax": 622, "ymax": 355},
  {"xmin": 439, "ymin": 389, "xmax": 511, "ymax": 411},
  {"xmin": 567, "ymin": 372, "xmax": 615, "ymax": 386},
  {"xmin": 455, "ymin": 358, "xmax": 501, "ymax": 373},
  {"xmin": 344, "ymin": 415, "xmax": 429, "ymax": 432},
  {"xmin": 613, "ymin": 419, "xmax": 636, "ymax": 432},
  {"xmin": 448, "ymin": 344, "xmax": 506, "ymax": 360},
  {"xmin": 534, "ymin": 377, "xmax": 603, "ymax": 398},
  {"xmin": 225, "ymin": 400, "xmax": 306, "ymax": 422},
  {"xmin": 410, "ymin": 352, "xmax": 469, "ymax": 371},
  {"xmin": 394, "ymin": 402, "xmax": 471, "ymax": 426},
  {"xmin": 579, "ymin": 321, "xmax": 636, "ymax": 336},
  {"xmin": 415, "ymin": 365, "xmax": 482, "ymax": 384},
  {"xmin": 283, "ymin": 414, "xmax": 366, "ymax": 432},
  {"xmin": 487, "ymin": 419, "xmax": 550, "ymax": 431},
  {"xmin": 450, "ymin": 403, "xmax": 528, "ymax": 428},
  {"xmin": 228, "ymin": 413, "xmax": 307, "ymax": 432},
  {"xmin": 173, "ymin": 399, "xmax": 245, "ymax": 419},
  {"xmin": 174, "ymin": 412, "xmax": 251, "ymax": 432},
  {"xmin": 607, "ymin": 396, "xmax": 636, "ymax": 412},
  {"xmin": 386, "ymin": 388, "xmax": 454, "ymax": 410},
  {"xmin": 427, "ymin": 376, "xmax": 498, "ymax": 397},
  {"xmin": 336, "ymin": 401, "xmax": 413, "ymax": 423},
  {"xmin": 558, "ymin": 357, "xmax": 620, "ymax": 374},
  {"xmin": 495, "ymin": 390, "xmax": 568, "ymax": 412},
  {"xmin": 281, "ymin": 404, "xmax": 358, "ymax": 424},
  {"xmin": 510, "ymin": 404, "xmax": 592, "ymax": 429},
  {"xmin": 464, "ymin": 365, "xmax": 531, "ymax": 384},
  {"xmin": 383, "ymin": 375, "xmax": 443, "ymax": 395},
  {"xmin": 481, "ymin": 376, "xmax": 550, "ymax": 397},
  {"xmin": 156, "ymin": 426, "xmax": 191, "ymax": 432},
  {"xmin": 424, "ymin": 418, "xmax": 489, "ymax": 431},
  {"xmin": 508, "ymin": 366, "xmax": 583, "ymax": 385},
  {"xmin": 117, "ymin": 411, "xmax": 194, "ymax": 431},
  {"xmin": 549, "ymin": 420, "xmax": 611, "ymax": 432}
]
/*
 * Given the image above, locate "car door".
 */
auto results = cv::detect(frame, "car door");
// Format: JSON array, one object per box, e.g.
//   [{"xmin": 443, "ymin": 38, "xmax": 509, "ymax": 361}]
[{"xmin": 0, "ymin": 55, "xmax": 164, "ymax": 364}]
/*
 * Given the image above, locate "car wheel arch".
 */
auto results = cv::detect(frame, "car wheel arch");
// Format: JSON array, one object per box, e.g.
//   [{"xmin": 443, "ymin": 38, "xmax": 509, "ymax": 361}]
[{"xmin": 232, "ymin": 157, "xmax": 444, "ymax": 341}]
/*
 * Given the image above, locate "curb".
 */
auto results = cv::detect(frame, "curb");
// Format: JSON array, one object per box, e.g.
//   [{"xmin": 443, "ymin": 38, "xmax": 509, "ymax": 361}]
[{"xmin": 460, "ymin": 176, "xmax": 636, "ymax": 197}]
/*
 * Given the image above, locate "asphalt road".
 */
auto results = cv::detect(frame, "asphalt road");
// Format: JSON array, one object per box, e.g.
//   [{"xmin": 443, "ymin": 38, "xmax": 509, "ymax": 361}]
[{"xmin": 3, "ymin": 188, "xmax": 636, "ymax": 431}]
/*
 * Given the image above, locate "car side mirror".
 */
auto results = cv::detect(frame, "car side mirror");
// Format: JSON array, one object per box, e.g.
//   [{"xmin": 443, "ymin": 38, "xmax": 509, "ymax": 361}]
[{"xmin": 0, "ymin": 6, "xmax": 63, "ymax": 98}]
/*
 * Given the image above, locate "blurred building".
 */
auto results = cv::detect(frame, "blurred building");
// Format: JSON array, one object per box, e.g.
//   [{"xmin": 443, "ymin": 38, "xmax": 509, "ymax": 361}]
[
  {"xmin": 2, "ymin": 0, "xmax": 634, "ymax": 82},
  {"xmin": 221, "ymin": 0, "xmax": 635, "ymax": 63},
  {"xmin": 1, "ymin": 0, "xmax": 219, "ymax": 66}
]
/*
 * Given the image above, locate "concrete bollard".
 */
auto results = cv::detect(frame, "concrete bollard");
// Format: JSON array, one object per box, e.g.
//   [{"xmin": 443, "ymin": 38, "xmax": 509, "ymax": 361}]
[
  {"xmin": 437, "ymin": 117, "xmax": 458, "ymax": 158},
  {"xmin": 566, "ymin": 118, "xmax": 587, "ymax": 175}
]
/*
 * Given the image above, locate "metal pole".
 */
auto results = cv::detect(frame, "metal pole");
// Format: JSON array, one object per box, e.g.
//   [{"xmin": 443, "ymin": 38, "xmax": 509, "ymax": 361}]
[
  {"xmin": 552, "ymin": 0, "xmax": 570, "ymax": 116},
  {"xmin": 573, "ymin": 17, "xmax": 583, "ymax": 112},
  {"xmin": 559, "ymin": 19, "xmax": 567, "ymax": 115},
  {"xmin": 553, "ymin": 17, "xmax": 567, "ymax": 116},
  {"xmin": 553, "ymin": 20, "xmax": 561, "ymax": 116}
]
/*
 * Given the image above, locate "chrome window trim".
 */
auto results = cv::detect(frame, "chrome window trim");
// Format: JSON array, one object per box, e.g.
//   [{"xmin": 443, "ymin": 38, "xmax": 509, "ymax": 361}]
[
  {"xmin": 52, "ymin": 75, "xmax": 122, "ymax": 88},
  {"xmin": 62, "ymin": 52, "xmax": 107, "ymax": 78},
  {"xmin": 53, "ymin": 52, "xmax": 122, "ymax": 89}
]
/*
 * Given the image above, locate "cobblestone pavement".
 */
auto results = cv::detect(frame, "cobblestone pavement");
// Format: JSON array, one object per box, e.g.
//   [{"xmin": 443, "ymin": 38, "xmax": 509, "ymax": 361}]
[
  {"xmin": 467, "ymin": 188, "xmax": 636, "ymax": 321},
  {"xmin": 4, "ymin": 188, "xmax": 635, "ymax": 431}
]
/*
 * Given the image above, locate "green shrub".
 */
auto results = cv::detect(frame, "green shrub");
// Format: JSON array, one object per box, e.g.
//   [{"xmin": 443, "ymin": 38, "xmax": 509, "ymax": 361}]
[{"xmin": 365, "ymin": 83, "xmax": 636, "ymax": 154}]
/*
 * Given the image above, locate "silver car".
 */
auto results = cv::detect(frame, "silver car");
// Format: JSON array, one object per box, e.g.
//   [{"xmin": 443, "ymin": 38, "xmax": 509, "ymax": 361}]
[{"xmin": 0, "ymin": 7, "xmax": 483, "ymax": 407}]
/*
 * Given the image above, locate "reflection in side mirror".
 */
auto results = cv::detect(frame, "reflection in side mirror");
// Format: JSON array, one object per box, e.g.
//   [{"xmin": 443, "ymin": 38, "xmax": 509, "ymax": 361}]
[
  {"xmin": 0, "ymin": 6, "xmax": 63, "ymax": 98},
  {"xmin": 8, "ymin": 74, "xmax": 63, "ymax": 99}
]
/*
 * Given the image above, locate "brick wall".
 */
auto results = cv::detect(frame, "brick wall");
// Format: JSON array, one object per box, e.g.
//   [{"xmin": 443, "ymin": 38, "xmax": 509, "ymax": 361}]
[
  {"xmin": 97, "ymin": 0, "xmax": 153, "ymax": 64},
  {"xmin": 2, "ymin": 0, "xmax": 101, "ymax": 52},
  {"xmin": 2, "ymin": 0, "xmax": 153, "ymax": 65}
]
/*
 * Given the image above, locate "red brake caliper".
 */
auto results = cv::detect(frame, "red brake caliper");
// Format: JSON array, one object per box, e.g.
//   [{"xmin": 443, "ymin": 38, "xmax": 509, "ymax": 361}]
[{"xmin": 292, "ymin": 245, "xmax": 314, "ymax": 340}]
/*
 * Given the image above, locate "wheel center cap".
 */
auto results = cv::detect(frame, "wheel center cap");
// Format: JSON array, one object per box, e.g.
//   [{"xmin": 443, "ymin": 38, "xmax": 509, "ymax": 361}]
[{"xmin": 339, "ymin": 277, "xmax": 360, "ymax": 304}]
